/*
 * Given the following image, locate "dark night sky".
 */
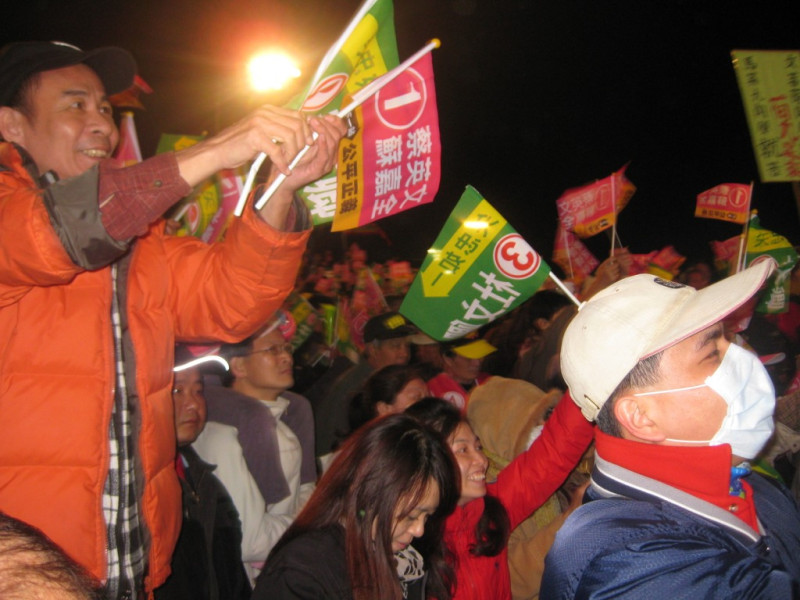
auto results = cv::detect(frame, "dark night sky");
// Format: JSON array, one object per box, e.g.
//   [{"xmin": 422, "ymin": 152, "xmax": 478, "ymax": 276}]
[{"xmin": 4, "ymin": 0, "xmax": 800, "ymax": 268}]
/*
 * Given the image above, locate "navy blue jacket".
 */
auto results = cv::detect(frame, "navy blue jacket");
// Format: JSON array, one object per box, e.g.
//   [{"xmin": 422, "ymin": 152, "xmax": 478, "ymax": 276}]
[{"xmin": 542, "ymin": 455, "xmax": 800, "ymax": 599}]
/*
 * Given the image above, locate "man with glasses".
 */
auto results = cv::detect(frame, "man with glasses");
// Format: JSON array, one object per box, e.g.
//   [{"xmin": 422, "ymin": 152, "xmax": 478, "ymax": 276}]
[{"xmin": 192, "ymin": 313, "xmax": 316, "ymax": 585}]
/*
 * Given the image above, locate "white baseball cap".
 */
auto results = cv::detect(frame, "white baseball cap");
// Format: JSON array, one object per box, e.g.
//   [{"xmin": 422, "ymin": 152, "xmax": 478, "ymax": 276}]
[{"xmin": 561, "ymin": 258, "xmax": 776, "ymax": 421}]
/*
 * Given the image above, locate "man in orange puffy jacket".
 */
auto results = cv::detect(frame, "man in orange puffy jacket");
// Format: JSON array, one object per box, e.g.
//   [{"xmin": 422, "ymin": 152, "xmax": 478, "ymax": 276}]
[{"xmin": 0, "ymin": 40, "xmax": 345, "ymax": 599}]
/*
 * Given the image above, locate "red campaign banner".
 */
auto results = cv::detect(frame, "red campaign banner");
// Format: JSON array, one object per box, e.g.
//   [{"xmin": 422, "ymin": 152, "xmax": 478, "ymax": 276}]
[
  {"xmin": 555, "ymin": 165, "xmax": 635, "ymax": 238},
  {"xmin": 711, "ymin": 235, "xmax": 742, "ymax": 265},
  {"xmin": 332, "ymin": 52, "xmax": 441, "ymax": 231},
  {"xmin": 552, "ymin": 221, "xmax": 599, "ymax": 282},
  {"xmin": 695, "ymin": 183, "xmax": 751, "ymax": 225},
  {"xmin": 646, "ymin": 245, "xmax": 686, "ymax": 279},
  {"xmin": 629, "ymin": 251, "xmax": 657, "ymax": 275}
]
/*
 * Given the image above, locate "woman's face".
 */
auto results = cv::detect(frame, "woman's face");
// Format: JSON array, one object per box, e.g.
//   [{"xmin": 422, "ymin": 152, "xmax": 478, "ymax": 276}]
[
  {"xmin": 376, "ymin": 378, "xmax": 428, "ymax": 416},
  {"xmin": 390, "ymin": 479, "xmax": 440, "ymax": 552},
  {"xmin": 449, "ymin": 422, "xmax": 489, "ymax": 506}
]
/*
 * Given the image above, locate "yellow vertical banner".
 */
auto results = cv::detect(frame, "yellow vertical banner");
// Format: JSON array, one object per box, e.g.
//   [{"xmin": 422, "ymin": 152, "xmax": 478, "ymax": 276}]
[{"xmin": 732, "ymin": 50, "xmax": 800, "ymax": 182}]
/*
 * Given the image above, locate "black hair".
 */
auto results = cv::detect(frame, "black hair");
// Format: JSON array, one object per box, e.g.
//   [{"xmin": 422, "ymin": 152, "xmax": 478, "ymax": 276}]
[
  {"xmin": 598, "ymin": 351, "xmax": 664, "ymax": 436},
  {"xmin": 348, "ymin": 364, "xmax": 424, "ymax": 433},
  {"xmin": 405, "ymin": 397, "xmax": 510, "ymax": 558},
  {"xmin": 0, "ymin": 511, "xmax": 101, "ymax": 599},
  {"xmin": 5, "ymin": 72, "xmax": 40, "ymax": 117},
  {"xmin": 266, "ymin": 414, "xmax": 458, "ymax": 600}
]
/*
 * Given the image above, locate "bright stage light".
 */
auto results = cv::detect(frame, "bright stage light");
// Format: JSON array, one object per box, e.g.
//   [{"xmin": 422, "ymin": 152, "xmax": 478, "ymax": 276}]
[{"xmin": 247, "ymin": 51, "xmax": 301, "ymax": 92}]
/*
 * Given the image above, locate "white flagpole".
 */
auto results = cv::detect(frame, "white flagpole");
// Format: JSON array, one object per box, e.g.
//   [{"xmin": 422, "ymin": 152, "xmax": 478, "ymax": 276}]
[
  {"xmin": 736, "ymin": 182, "xmax": 755, "ymax": 273},
  {"xmin": 548, "ymin": 271, "xmax": 584, "ymax": 309},
  {"xmin": 244, "ymin": 39, "xmax": 440, "ymax": 214},
  {"xmin": 610, "ymin": 171, "xmax": 617, "ymax": 258},
  {"xmin": 562, "ymin": 225, "xmax": 574, "ymax": 280}
]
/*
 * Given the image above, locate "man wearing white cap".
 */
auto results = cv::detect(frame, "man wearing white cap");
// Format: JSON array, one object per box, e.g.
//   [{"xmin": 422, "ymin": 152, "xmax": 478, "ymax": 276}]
[{"xmin": 541, "ymin": 259, "xmax": 800, "ymax": 598}]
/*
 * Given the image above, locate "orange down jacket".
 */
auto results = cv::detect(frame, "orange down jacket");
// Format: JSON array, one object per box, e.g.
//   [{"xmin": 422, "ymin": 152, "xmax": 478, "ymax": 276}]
[{"xmin": 0, "ymin": 142, "xmax": 310, "ymax": 592}]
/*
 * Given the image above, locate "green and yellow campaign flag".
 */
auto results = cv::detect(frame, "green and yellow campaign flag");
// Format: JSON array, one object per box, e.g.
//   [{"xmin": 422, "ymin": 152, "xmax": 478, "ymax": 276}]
[
  {"xmin": 400, "ymin": 186, "xmax": 550, "ymax": 341},
  {"xmin": 732, "ymin": 50, "xmax": 800, "ymax": 182},
  {"xmin": 294, "ymin": 0, "xmax": 400, "ymax": 225},
  {"xmin": 157, "ymin": 133, "xmax": 243, "ymax": 242},
  {"xmin": 745, "ymin": 214, "xmax": 798, "ymax": 314}
]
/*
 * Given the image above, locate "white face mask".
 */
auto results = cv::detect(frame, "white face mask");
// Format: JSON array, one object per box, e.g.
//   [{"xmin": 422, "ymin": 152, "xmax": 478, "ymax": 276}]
[{"xmin": 633, "ymin": 343, "xmax": 776, "ymax": 459}]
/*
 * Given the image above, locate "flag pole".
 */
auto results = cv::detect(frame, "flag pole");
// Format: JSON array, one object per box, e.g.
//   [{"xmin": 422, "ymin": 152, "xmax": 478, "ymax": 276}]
[
  {"xmin": 548, "ymin": 271, "xmax": 584, "ymax": 309},
  {"xmin": 562, "ymin": 225, "xmax": 574, "ymax": 280},
  {"xmin": 735, "ymin": 182, "xmax": 754, "ymax": 272},
  {"xmin": 610, "ymin": 170, "xmax": 617, "ymax": 258},
  {"xmin": 239, "ymin": 39, "xmax": 441, "ymax": 215}
]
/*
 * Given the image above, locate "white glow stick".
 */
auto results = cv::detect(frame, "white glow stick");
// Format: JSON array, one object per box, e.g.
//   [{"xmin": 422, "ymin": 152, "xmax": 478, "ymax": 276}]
[{"xmin": 250, "ymin": 39, "xmax": 441, "ymax": 213}]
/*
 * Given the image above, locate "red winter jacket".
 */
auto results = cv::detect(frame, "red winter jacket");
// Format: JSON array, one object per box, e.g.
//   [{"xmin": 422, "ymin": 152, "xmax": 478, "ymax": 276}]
[{"xmin": 443, "ymin": 393, "xmax": 593, "ymax": 600}]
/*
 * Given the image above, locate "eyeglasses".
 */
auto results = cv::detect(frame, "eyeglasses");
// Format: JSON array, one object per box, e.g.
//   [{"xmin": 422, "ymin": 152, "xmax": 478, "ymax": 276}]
[{"xmin": 246, "ymin": 343, "xmax": 294, "ymax": 357}]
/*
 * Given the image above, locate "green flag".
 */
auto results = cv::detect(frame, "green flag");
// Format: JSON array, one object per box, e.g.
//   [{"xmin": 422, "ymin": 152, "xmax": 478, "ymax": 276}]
[
  {"xmin": 294, "ymin": 0, "xmax": 399, "ymax": 225},
  {"xmin": 400, "ymin": 186, "xmax": 550, "ymax": 341},
  {"xmin": 745, "ymin": 214, "xmax": 798, "ymax": 314}
]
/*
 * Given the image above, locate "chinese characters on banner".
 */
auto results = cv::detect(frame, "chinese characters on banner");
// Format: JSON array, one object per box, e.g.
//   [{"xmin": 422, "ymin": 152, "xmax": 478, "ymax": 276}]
[
  {"xmin": 555, "ymin": 165, "xmax": 636, "ymax": 238},
  {"xmin": 695, "ymin": 183, "xmax": 751, "ymax": 224},
  {"xmin": 295, "ymin": 0, "xmax": 400, "ymax": 224},
  {"xmin": 732, "ymin": 50, "xmax": 800, "ymax": 182},
  {"xmin": 400, "ymin": 186, "xmax": 550, "ymax": 341},
  {"xmin": 333, "ymin": 52, "xmax": 440, "ymax": 231}
]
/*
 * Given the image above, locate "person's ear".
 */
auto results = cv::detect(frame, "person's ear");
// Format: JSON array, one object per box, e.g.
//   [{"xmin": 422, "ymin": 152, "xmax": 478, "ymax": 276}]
[
  {"xmin": 614, "ymin": 395, "xmax": 666, "ymax": 442},
  {"xmin": 0, "ymin": 107, "xmax": 26, "ymax": 145},
  {"xmin": 229, "ymin": 356, "xmax": 247, "ymax": 380}
]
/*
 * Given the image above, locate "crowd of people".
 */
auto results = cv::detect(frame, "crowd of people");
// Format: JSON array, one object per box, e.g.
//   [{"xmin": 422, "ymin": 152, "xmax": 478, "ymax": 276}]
[{"xmin": 1, "ymin": 38, "xmax": 800, "ymax": 600}]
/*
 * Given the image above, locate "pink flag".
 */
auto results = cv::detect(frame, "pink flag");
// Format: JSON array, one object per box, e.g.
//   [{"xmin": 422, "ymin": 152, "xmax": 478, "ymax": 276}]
[
  {"xmin": 552, "ymin": 221, "xmax": 599, "ymax": 283},
  {"xmin": 556, "ymin": 165, "xmax": 635, "ymax": 238},
  {"xmin": 628, "ymin": 251, "xmax": 658, "ymax": 275},
  {"xmin": 711, "ymin": 235, "xmax": 742, "ymax": 265},
  {"xmin": 332, "ymin": 51, "xmax": 441, "ymax": 231},
  {"xmin": 646, "ymin": 245, "xmax": 686, "ymax": 280},
  {"xmin": 113, "ymin": 111, "xmax": 142, "ymax": 166},
  {"xmin": 695, "ymin": 183, "xmax": 751, "ymax": 224}
]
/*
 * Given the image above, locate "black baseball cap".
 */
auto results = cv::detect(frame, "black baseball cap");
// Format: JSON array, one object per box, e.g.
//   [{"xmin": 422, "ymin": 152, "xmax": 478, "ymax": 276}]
[
  {"xmin": 363, "ymin": 312, "xmax": 415, "ymax": 343},
  {"xmin": 0, "ymin": 41, "xmax": 136, "ymax": 107}
]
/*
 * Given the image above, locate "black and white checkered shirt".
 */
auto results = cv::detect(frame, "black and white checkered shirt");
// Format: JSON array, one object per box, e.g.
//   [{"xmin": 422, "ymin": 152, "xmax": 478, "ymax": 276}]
[{"xmin": 102, "ymin": 264, "xmax": 146, "ymax": 599}]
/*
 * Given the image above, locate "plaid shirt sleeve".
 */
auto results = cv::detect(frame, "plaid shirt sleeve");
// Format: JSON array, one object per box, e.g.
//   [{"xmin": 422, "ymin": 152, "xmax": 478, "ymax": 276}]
[{"xmin": 98, "ymin": 152, "xmax": 192, "ymax": 241}]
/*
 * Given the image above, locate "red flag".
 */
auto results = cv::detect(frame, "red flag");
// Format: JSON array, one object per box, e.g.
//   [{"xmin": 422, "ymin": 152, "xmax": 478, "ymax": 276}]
[
  {"xmin": 333, "ymin": 51, "xmax": 441, "ymax": 231},
  {"xmin": 552, "ymin": 221, "xmax": 599, "ymax": 283},
  {"xmin": 109, "ymin": 74, "xmax": 153, "ymax": 110},
  {"xmin": 711, "ymin": 235, "xmax": 742, "ymax": 265},
  {"xmin": 695, "ymin": 183, "xmax": 751, "ymax": 224},
  {"xmin": 628, "ymin": 251, "xmax": 658, "ymax": 275},
  {"xmin": 113, "ymin": 111, "xmax": 142, "ymax": 166},
  {"xmin": 556, "ymin": 165, "xmax": 635, "ymax": 238},
  {"xmin": 646, "ymin": 245, "xmax": 686, "ymax": 280}
]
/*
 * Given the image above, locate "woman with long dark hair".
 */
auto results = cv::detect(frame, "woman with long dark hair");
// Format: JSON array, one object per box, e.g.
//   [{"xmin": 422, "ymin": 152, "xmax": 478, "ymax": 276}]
[
  {"xmin": 252, "ymin": 413, "xmax": 460, "ymax": 600},
  {"xmin": 406, "ymin": 394, "xmax": 593, "ymax": 600}
]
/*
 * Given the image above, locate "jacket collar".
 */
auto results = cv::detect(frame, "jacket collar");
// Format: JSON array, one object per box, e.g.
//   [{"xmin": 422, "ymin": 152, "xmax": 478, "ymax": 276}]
[{"xmin": 592, "ymin": 431, "xmax": 763, "ymax": 544}]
